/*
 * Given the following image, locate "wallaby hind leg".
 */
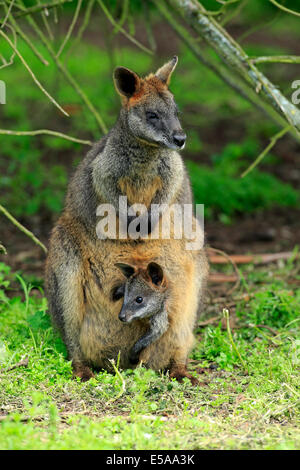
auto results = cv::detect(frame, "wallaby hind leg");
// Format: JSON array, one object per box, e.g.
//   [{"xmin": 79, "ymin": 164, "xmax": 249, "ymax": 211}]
[
  {"xmin": 168, "ymin": 333, "xmax": 199, "ymax": 386},
  {"xmin": 129, "ymin": 309, "xmax": 168, "ymax": 365},
  {"xmin": 45, "ymin": 228, "xmax": 93, "ymax": 382}
]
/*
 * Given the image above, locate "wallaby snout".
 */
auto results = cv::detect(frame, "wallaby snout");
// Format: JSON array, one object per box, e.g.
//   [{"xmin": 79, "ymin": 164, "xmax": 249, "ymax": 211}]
[{"xmin": 172, "ymin": 131, "xmax": 186, "ymax": 149}]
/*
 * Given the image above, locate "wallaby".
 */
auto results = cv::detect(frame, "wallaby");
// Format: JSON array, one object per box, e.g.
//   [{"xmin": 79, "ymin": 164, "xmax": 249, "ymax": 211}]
[
  {"xmin": 114, "ymin": 261, "xmax": 169, "ymax": 365},
  {"xmin": 45, "ymin": 56, "xmax": 208, "ymax": 384}
]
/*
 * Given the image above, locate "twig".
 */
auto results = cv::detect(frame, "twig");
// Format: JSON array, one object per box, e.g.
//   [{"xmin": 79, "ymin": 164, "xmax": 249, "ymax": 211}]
[
  {"xmin": 269, "ymin": 0, "xmax": 300, "ymax": 17},
  {"xmin": 153, "ymin": 0, "xmax": 295, "ymax": 135},
  {"xmin": 37, "ymin": 0, "xmax": 54, "ymax": 41},
  {"xmin": 97, "ymin": 0, "xmax": 153, "ymax": 56},
  {"xmin": 0, "ymin": 23, "xmax": 16, "ymax": 69},
  {"xmin": 209, "ymin": 273, "xmax": 238, "ymax": 283},
  {"xmin": 166, "ymin": 0, "xmax": 300, "ymax": 134},
  {"xmin": 65, "ymin": 0, "xmax": 95, "ymax": 60},
  {"xmin": 1, "ymin": 0, "xmax": 15, "ymax": 29},
  {"xmin": 241, "ymin": 125, "xmax": 292, "ymax": 177},
  {"xmin": 208, "ymin": 250, "xmax": 298, "ymax": 265},
  {"xmin": 21, "ymin": 7, "xmax": 107, "ymax": 134},
  {"xmin": 0, "ymin": 128, "xmax": 93, "ymax": 146},
  {"xmin": 2, "ymin": 3, "xmax": 49, "ymax": 66},
  {"xmin": 251, "ymin": 55, "xmax": 300, "ymax": 65},
  {"xmin": 56, "ymin": 0, "xmax": 82, "ymax": 58},
  {"xmin": 0, "ymin": 204, "xmax": 48, "ymax": 254},
  {"xmin": 207, "ymin": 247, "xmax": 241, "ymax": 295},
  {"xmin": 1, "ymin": 356, "xmax": 28, "ymax": 373},
  {"xmin": 12, "ymin": 0, "xmax": 73, "ymax": 19},
  {"xmin": 0, "ymin": 241, "xmax": 7, "ymax": 254},
  {"xmin": 198, "ymin": 315, "xmax": 221, "ymax": 327},
  {"xmin": 0, "ymin": 28, "xmax": 69, "ymax": 117}
]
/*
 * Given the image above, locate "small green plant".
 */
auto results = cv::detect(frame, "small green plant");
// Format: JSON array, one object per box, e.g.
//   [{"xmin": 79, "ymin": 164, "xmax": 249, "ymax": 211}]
[{"xmin": 186, "ymin": 141, "xmax": 298, "ymax": 220}]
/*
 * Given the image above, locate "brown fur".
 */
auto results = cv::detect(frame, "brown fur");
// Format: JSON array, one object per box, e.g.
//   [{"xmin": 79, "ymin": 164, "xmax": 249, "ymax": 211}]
[
  {"xmin": 118, "ymin": 175, "xmax": 163, "ymax": 207},
  {"xmin": 45, "ymin": 57, "xmax": 209, "ymax": 385}
]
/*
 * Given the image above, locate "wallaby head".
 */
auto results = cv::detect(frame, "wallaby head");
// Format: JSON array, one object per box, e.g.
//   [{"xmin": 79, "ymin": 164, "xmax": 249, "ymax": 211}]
[
  {"xmin": 113, "ymin": 56, "xmax": 186, "ymax": 150},
  {"xmin": 114, "ymin": 261, "xmax": 168, "ymax": 323}
]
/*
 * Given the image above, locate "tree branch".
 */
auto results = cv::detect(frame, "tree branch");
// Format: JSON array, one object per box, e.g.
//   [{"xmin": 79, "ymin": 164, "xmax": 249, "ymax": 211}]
[
  {"xmin": 0, "ymin": 128, "xmax": 93, "ymax": 146},
  {"xmin": 0, "ymin": 204, "xmax": 48, "ymax": 254},
  {"xmin": 166, "ymin": 0, "xmax": 300, "ymax": 134},
  {"xmin": 0, "ymin": 28, "xmax": 68, "ymax": 116}
]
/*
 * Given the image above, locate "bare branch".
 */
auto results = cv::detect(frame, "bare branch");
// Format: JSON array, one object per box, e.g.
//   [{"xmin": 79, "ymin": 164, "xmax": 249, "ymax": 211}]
[
  {"xmin": 2, "ymin": 3, "xmax": 49, "ymax": 66},
  {"xmin": 11, "ymin": 0, "xmax": 73, "ymax": 20},
  {"xmin": 153, "ymin": 0, "xmax": 296, "ymax": 135},
  {"xmin": 97, "ymin": 0, "xmax": 153, "ymax": 56},
  {"xmin": 0, "ymin": 28, "xmax": 68, "ymax": 116},
  {"xmin": 166, "ymin": 0, "xmax": 300, "ymax": 134},
  {"xmin": 1, "ymin": 0, "xmax": 15, "ymax": 29},
  {"xmin": 251, "ymin": 55, "xmax": 300, "ymax": 65},
  {"xmin": 241, "ymin": 125, "xmax": 292, "ymax": 177},
  {"xmin": 56, "ymin": 0, "xmax": 83, "ymax": 58},
  {"xmin": 20, "ymin": 5, "xmax": 108, "ymax": 134},
  {"xmin": 0, "ymin": 204, "xmax": 48, "ymax": 254},
  {"xmin": 0, "ymin": 128, "xmax": 93, "ymax": 146},
  {"xmin": 269, "ymin": 0, "xmax": 300, "ymax": 17}
]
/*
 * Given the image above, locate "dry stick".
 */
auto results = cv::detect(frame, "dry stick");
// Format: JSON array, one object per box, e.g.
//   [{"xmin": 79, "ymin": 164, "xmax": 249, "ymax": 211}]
[
  {"xmin": 0, "ymin": 128, "xmax": 93, "ymax": 145},
  {"xmin": 209, "ymin": 273, "xmax": 238, "ymax": 283},
  {"xmin": 56, "ymin": 0, "xmax": 82, "ymax": 58},
  {"xmin": 208, "ymin": 251, "xmax": 298, "ymax": 265},
  {"xmin": 153, "ymin": 0, "xmax": 293, "ymax": 134},
  {"xmin": 0, "ymin": 28, "xmax": 69, "ymax": 117},
  {"xmin": 241, "ymin": 125, "xmax": 292, "ymax": 177},
  {"xmin": 22, "ymin": 7, "xmax": 107, "ymax": 134},
  {"xmin": 97, "ymin": 0, "xmax": 153, "ymax": 56},
  {"xmin": 0, "ymin": 204, "xmax": 48, "ymax": 254},
  {"xmin": 207, "ymin": 247, "xmax": 241, "ymax": 295},
  {"xmin": 166, "ymin": 0, "xmax": 300, "ymax": 134},
  {"xmin": 1, "ymin": 3, "xmax": 49, "ymax": 66}
]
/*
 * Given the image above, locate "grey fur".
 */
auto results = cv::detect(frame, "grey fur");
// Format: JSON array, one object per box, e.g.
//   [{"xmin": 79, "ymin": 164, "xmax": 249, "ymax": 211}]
[{"xmin": 115, "ymin": 262, "xmax": 169, "ymax": 365}]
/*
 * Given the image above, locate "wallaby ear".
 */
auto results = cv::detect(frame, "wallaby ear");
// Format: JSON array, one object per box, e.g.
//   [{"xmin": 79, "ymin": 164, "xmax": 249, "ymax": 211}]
[
  {"xmin": 147, "ymin": 262, "xmax": 164, "ymax": 286},
  {"xmin": 155, "ymin": 56, "xmax": 178, "ymax": 86},
  {"xmin": 113, "ymin": 67, "xmax": 141, "ymax": 98},
  {"xmin": 115, "ymin": 263, "xmax": 136, "ymax": 279}
]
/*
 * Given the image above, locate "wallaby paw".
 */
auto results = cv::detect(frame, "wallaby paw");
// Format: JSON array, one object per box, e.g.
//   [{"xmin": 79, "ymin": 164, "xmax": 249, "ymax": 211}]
[
  {"xmin": 72, "ymin": 366, "xmax": 94, "ymax": 382},
  {"xmin": 169, "ymin": 368, "xmax": 199, "ymax": 386},
  {"xmin": 129, "ymin": 351, "xmax": 140, "ymax": 365}
]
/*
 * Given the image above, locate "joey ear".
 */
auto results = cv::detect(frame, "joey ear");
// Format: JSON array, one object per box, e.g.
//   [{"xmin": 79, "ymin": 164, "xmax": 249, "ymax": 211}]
[
  {"xmin": 113, "ymin": 67, "xmax": 141, "ymax": 98},
  {"xmin": 155, "ymin": 56, "xmax": 178, "ymax": 86},
  {"xmin": 115, "ymin": 263, "xmax": 136, "ymax": 279},
  {"xmin": 147, "ymin": 262, "xmax": 164, "ymax": 286}
]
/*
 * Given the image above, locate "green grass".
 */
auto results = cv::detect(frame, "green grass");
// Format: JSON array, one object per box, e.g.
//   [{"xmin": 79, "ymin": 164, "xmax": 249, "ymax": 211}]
[
  {"xmin": 186, "ymin": 139, "xmax": 299, "ymax": 220},
  {"xmin": 0, "ymin": 259, "xmax": 299, "ymax": 450}
]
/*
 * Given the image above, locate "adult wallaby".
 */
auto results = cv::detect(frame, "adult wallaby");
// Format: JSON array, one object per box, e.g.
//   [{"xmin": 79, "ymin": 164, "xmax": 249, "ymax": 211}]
[{"xmin": 45, "ymin": 57, "xmax": 208, "ymax": 384}]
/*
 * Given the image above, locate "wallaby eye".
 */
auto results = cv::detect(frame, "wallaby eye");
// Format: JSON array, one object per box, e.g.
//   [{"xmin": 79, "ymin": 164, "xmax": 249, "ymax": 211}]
[
  {"xmin": 146, "ymin": 111, "xmax": 159, "ymax": 121},
  {"xmin": 135, "ymin": 296, "xmax": 143, "ymax": 304}
]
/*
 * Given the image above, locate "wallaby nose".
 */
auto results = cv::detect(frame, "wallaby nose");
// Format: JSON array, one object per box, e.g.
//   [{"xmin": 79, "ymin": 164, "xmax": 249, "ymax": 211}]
[
  {"xmin": 173, "ymin": 132, "xmax": 186, "ymax": 148},
  {"xmin": 118, "ymin": 310, "xmax": 127, "ymax": 322}
]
